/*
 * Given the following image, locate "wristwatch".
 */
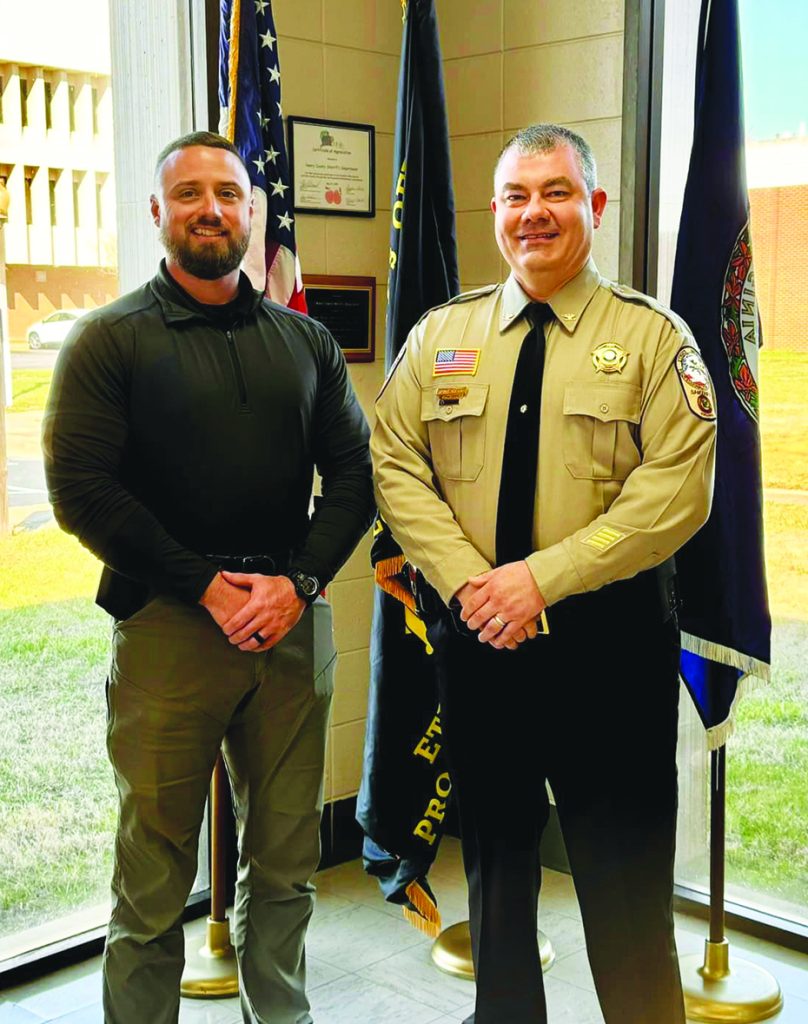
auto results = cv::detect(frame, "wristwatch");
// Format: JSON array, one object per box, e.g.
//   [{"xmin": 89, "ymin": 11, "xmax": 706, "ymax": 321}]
[{"xmin": 288, "ymin": 570, "xmax": 320, "ymax": 606}]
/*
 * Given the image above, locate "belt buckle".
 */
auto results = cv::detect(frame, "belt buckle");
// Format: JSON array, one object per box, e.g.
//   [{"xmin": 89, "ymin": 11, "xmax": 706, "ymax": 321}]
[
  {"xmin": 536, "ymin": 609, "xmax": 550, "ymax": 635},
  {"xmin": 242, "ymin": 555, "xmax": 276, "ymax": 575}
]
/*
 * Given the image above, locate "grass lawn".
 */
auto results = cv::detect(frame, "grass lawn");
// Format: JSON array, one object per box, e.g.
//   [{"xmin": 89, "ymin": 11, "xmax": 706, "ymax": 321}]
[
  {"xmin": 759, "ymin": 351, "xmax": 808, "ymax": 491},
  {"xmin": 725, "ymin": 618, "xmax": 808, "ymax": 916},
  {"xmin": 10, "ymin": 370, "xmax": 54, "ymax": 415},
  {"xmin": 0, "ymin": 597, "xmax": 115, "ymax": 937}
]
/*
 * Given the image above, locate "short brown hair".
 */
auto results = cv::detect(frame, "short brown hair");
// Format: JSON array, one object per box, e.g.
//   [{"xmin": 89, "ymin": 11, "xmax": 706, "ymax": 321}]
[
  {"xmin": 154, "ymin": 131, "xmax": 249, "ymax": 181},
  {"xmin": 496, "ymin": 123, "xmax": 598, "ymax": 194}
]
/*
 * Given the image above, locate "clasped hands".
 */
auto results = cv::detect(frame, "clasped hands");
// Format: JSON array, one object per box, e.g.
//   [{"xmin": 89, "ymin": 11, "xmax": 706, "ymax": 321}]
[
  {"xmin": 454, "ymin": 560, "xmax": 547, "ymax": 651},
  {"xmin": 199, "ymin": 571, "xmax": 306, "ymax": 652}
]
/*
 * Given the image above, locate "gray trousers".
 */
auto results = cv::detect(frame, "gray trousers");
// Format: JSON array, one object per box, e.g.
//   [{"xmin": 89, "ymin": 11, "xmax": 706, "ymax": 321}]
[{"xmin": 102, "ymin": 594, "xmax": 335, "ymax": 1024}]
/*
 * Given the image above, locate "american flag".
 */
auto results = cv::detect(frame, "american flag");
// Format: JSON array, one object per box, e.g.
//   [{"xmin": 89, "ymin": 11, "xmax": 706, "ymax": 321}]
[
  {"xmin": 432, "ymin": 349, "xmax": 480, "ymax": 376},
  {"xmin": 219, "ymin": 0, "xmax": 306, "ymax": 312}
]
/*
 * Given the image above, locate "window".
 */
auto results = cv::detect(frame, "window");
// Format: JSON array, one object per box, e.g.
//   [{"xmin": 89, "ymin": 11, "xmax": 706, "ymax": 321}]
[
  {"xmin": 24, "ymin": 168, "xmax": 34, "ymax": 224},
  {"xmin": 68, "ymin": 82, "xmax": 77, "ymax": 131},
  {"xmin": 72, "ymin": 171, "xmax": 82, "ymax": 227},
  {"xmin": 658, "ymin": 0, "xmax": 808, "ymax": 934},
  {"xmin": 20, "ymin": 74, "xmax": 29, "ymax": 127},
  {"xmin": 44, "ymin": 80, "xmax": 53, "ymax": 129},
  {"xmin": 0, "ymin": 11, "xmax": 129, "ymax": 978},
  {"xmin": 49, "ymin": 175, "xmax": 57, "ymax": 225},
  {"xmin": 95, "ymin": 175, "xmax": 104, "ymax": 228},
  {"xmin": 92, "ymin": 84, "xmax": 100, "ymax": 135},
  {"xmin": 0, "ymin": 73, "xmax": 5, "ymax": 124}
]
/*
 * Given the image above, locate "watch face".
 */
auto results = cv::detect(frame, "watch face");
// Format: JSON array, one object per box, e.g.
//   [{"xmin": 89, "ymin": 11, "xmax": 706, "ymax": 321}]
[{"xmin": 294, "ymin": 573, "xmax": 319, "ymax": 597}]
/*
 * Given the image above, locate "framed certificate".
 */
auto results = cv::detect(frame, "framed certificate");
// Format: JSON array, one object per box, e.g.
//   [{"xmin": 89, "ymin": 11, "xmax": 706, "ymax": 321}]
[
  {"xmin": 288, "ymin": 116, "xmax": 375, "ymax": 217},
  {"xmin": 303, "ymin": 275, "xmax": 376, "ymax": 362}
]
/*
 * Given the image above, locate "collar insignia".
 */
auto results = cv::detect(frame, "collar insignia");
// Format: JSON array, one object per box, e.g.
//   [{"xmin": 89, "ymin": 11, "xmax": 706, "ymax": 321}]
[{"xmin": 592, "ymin": 342, "xmax": 628, "ymax": 374}]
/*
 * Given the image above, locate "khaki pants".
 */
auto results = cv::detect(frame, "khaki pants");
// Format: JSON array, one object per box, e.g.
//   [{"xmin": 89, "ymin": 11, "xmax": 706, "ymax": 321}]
[{"xmin": 102, "ymin": 594, "xmax": 335, "ymax": 1024}]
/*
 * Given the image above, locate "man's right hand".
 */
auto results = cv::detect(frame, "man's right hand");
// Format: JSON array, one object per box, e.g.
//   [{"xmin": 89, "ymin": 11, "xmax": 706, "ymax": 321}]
[
  {"xmin": 199, "ymin": 572, "xmax": 251, "ymax": 631},
  {"xmin": 454, "ymin": 580, "xmax": 535, "ymax": 651}
]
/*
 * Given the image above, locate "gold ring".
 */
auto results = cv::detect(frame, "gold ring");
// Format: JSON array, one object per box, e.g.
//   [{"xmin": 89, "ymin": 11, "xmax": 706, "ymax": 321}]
[{"xmin": 492, "ymin": 614, "xmax": 507, "ymax": 630}]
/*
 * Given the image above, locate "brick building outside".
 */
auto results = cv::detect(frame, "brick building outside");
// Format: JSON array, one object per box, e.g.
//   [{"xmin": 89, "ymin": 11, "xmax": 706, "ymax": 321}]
[{"xmin": 748, "ymin": 135, "xmax": 808, "ymax": 354}]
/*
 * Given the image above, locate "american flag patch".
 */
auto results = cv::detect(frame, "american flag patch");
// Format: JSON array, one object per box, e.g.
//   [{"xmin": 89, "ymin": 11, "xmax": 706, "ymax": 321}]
[{"xmin": 432, "ymin": 349, "xmax": 480, "ymax": 376}]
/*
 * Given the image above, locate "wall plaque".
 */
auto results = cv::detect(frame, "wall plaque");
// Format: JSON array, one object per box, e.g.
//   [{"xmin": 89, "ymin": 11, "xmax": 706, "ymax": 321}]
[{"xmin": 303, "ymin": 275, "xmax": 376, "ymax": 363}]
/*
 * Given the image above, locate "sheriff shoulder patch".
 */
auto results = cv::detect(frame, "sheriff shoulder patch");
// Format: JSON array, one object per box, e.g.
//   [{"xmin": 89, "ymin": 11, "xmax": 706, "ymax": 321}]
[
  {"xmin": 675, "ymin": 346, "xmax": 717, "ymax": 420},
  {"xmin": 433, "ymin": 349, "xmax": 480, "ymax": 377}
]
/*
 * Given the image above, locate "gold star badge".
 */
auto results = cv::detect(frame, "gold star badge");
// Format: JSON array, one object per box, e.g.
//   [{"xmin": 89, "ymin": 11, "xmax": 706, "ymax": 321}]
[{"xmin": 591, "ymin": 342, "xmax": 628, "ymax": 374}]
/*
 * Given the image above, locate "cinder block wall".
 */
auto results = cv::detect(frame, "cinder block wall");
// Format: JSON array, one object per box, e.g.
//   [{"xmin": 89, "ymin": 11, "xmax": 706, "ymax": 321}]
[
  {"xmin": 273, "ymin": 1, "xmax": 400, "ymax": 804},
  {"xmin": 438, "ymin": 0, "xmax": 625, "ymax": 293},
  {"xmin": 277, "ymin": 0, "xmax": 627, "ymax": 803}
]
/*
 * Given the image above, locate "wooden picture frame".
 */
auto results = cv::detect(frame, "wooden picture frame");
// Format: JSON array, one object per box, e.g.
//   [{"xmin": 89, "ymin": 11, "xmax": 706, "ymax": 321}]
[{"xmin": 303, "ymin": 275, "xmax": 376, "ymax": 363}]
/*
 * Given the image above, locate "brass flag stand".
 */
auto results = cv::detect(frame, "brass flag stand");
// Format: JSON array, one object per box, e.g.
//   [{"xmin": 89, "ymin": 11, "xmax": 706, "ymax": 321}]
[
  {"xmin": 181, "ymin": 755, "xmax": 239, "ymax": 998},
  {"xmin": 679, "ymin": 747, "xmax": 782, "ymax": 1022},
  {"xmin": 432, "ymin": 921, "xmax": 555, "ymax": 979}
]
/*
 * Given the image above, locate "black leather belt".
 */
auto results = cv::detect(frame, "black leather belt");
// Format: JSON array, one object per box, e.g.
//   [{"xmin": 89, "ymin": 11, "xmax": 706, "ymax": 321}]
[{"xmin": 206, "ymin": 552, "xmax": 291, "ymax": 575}]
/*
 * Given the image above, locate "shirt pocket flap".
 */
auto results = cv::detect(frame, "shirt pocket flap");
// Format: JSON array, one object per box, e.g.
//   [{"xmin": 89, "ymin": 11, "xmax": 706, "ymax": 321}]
[
  {"xmin": 563, "ymin": 381, "xmax": 642, "ymax": 423},
  {"xmin": 420, "ymin": 383, "xmax": 490, "ymax": 422}
]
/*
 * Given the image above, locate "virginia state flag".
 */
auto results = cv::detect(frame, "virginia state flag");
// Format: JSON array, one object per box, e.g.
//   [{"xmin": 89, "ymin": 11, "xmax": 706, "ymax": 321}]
[
  {"xmin": 219, "ymin": 0, "xmax": 306, "ymax": 311},
  {"xmin": 670, "ymin": 0, "xmax": 770, "ymax": 749},
  {"xmin": 356, "ymin": 0, "xmax": 459, "ymax": 935}
]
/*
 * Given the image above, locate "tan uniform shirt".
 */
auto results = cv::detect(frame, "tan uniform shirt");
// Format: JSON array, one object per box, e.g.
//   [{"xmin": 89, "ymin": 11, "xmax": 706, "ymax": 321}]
[{"xmin": 372, "ymin": 258, "xmax": 717, "ymax": 609}]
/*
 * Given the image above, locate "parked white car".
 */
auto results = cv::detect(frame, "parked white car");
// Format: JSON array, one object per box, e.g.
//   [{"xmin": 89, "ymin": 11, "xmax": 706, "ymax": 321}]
[{"xmin": 27, "ymin": 309, "xmax": 88, "ymax": 349}]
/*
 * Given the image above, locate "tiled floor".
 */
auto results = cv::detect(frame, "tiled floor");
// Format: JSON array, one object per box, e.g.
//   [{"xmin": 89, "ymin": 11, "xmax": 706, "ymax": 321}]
[{"xmin": 1, "ymin": 837, "xmax": 806, "ymax": 1023}]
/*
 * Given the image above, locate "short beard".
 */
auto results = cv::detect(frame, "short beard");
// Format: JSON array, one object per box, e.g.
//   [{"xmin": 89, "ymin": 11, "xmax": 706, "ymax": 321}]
[{"xmin": 161, "ymin": 224, "xmax": 251, "ymax": 281}]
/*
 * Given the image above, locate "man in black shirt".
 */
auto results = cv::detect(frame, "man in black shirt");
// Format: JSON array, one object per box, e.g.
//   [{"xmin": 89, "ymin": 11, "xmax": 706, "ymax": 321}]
[{"xmin": 43, "ymin": 132, "xmax": 374, "ymax": 1024}]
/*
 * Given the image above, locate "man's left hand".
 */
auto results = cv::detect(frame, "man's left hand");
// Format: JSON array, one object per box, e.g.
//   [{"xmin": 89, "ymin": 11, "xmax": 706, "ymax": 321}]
[
  {"xmin": 460, "ymin": 560, "xmax": 547, "ymax": 649},
  {"xmin": 220, "ymin": 572, "xmax": 306, "ymax": 651}
]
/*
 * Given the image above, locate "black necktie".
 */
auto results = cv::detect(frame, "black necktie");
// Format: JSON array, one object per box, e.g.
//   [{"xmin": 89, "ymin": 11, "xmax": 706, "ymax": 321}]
[{"xmin": 495, "ymin": 302, "xmax": 554, "ymax": 565}]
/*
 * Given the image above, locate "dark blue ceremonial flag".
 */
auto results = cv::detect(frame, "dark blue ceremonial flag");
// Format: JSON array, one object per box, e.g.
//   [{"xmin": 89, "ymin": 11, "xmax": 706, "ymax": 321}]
[
  {"xmin": 356, "ymin": 0, "xmax": 459, "ymax": 935},
  {"xmin": 670, "ymin": 0, "xmax": 770, "ymax": 749},
  {"xmin": 384, "ymin": 0, "xmax": 459, "ymax": 368}
]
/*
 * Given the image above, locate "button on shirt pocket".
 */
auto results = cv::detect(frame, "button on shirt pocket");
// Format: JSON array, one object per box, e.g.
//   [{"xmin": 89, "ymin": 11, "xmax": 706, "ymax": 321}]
[
  {"xmin": 421, "ymin": 383, "xmax": 489, "ymax": 482},
  {"xmin": 563, "ymin": 381, "xmax": 642, "ymax": 480}
]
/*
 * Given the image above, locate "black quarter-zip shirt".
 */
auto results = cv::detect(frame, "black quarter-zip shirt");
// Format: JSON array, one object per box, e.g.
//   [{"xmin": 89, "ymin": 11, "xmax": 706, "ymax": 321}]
[{"xmin": 43, "ymin": 261, "xmax": 375, "ymax": 619}]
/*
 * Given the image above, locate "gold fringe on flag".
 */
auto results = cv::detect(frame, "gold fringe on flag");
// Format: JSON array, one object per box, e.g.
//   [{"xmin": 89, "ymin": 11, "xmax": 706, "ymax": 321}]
[
  {"xmin": 680, "ymin": 631, "xmax": 771, "ymax": 750},
  {"xmin": 402, "ymin": 880, "xmax": 442, "ymax": 937},
  {"xmin": 226, "ymin": 0, "xmax": 242, "ymax": 143},
  {"xmin": 374, "ymin": 554, "xmax": 416, "ymax": 611}
]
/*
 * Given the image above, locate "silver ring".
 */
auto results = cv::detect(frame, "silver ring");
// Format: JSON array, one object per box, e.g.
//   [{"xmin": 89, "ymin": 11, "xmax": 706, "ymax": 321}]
[
  {"xmin": 252, "ymin": 631, "xmax": 267, "ymax": 644},
  {"xmin": 492, "ymin": 614, "xmax": 507, "ymax": 630}
]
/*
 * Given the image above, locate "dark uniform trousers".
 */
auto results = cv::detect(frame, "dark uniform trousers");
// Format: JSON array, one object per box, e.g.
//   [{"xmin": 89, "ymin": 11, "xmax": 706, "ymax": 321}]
[
  {"xmin": 431, "ymin": 569, "xmax": 686, "ymax": 1024},
  {"xmin": 102, "ymin": 594, "xmax": 335, "ymax": 1024}
]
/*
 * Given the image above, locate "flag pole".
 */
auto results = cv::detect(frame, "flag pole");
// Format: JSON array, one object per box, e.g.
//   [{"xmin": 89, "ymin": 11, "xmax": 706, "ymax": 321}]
[
  {"xmin": 181, "ymin": 0, "xmax": 243, "ymax": 998},
  {"xmin": 678, "ymin": 746, "xmax": 782, "ymax": 1021},
  {"xmin": 181, "ymin": 753, "xmax": 239, "ymax": 997}
]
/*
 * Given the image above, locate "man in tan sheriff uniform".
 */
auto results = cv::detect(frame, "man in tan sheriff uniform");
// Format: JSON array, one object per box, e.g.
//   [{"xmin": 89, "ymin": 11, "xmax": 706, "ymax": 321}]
[{"xmin": 372, "ymin": 123, "xmax": 717, "ymax": 1024}]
